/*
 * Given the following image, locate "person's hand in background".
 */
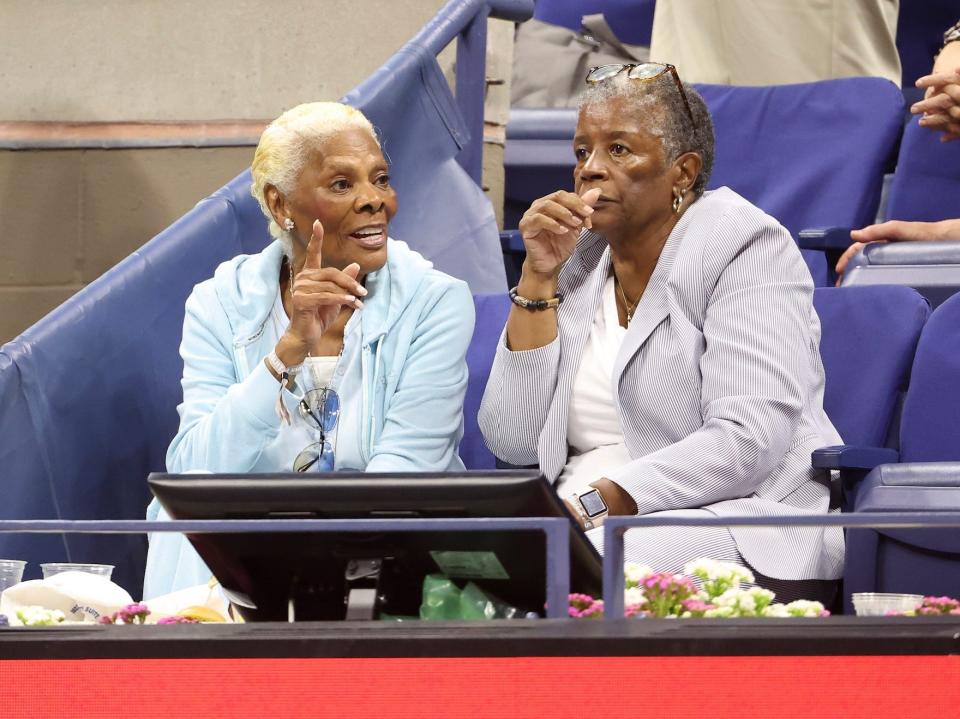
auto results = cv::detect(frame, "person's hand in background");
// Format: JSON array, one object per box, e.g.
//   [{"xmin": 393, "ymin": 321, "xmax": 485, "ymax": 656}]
[
  {"xmin": 912, "ymin": 39, "xmax": 960, "ymax": 142},
  {"xmin": 835, "ymin": 219, "xmax": 960, "ymax": 282}
]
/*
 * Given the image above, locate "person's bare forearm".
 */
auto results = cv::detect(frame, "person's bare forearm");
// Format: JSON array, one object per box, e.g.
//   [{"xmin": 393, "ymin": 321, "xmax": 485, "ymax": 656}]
[
  {"xmin": 505, "ymin": 261, "xmax": 561, "ymax": 351},
  {"xmin": 934, "ymin": 39, "xmax": 960, "ymax": 75}
]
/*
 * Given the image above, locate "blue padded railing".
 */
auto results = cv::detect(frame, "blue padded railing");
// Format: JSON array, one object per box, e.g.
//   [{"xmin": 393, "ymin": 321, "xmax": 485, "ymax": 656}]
[
  {"xmin": 0, "ymin": 517, "xmax": 570, "ymax": 618},
  {"xmin": 601, "ymin": 512, "xmax": 960, "ymax": 620},
  {"xmin": 0, "ymin": 0, "xmax": 530, "ymax": 595}
]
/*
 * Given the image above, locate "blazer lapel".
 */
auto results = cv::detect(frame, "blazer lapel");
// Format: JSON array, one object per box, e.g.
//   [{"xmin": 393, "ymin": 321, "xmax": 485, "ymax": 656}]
[{"xmin": 612, "ymin": 215, "xmax": 688, "ymax": 385}]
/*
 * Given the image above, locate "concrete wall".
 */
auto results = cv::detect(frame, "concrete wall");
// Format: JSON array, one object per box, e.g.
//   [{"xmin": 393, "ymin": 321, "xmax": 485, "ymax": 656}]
[
  {"xmin": 0, "ymin": 0, "xmax": 446, "ymax": 121},
  {"xmin": 0, "ymin": 147, "xmax": 252, "ymax": 341},
  {"xmin": 0, "ymin": 0, "xmax": 465, "ymax": 343}
]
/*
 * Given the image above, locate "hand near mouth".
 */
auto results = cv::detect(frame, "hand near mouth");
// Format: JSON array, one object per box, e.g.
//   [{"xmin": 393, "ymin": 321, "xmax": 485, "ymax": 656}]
[{"xmin": 518, "ymin": 187, "xmax": 601, "ymax": 280}]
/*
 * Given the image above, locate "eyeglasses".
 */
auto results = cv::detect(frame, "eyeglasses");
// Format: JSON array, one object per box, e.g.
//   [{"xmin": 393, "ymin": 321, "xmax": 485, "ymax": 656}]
[
  {"xmin": 585, "ymin": 62, "xmax": 696, "ymax": 129},
  {"xmin": 293, "ymin": 388, "xmax": 341, "ymax": 472}
]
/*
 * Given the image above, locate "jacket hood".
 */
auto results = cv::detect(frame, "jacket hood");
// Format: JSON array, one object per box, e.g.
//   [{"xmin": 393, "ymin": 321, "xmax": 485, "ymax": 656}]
[{"xmin": 211, "ymin": 238, "xmax": 435, "ymax": 344}]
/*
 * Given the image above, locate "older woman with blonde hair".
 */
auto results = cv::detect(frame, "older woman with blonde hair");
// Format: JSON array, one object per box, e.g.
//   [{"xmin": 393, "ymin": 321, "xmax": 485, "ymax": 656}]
[{"xmin": 144, "ymin": 102, "xmax": 474, "ymax": 599}]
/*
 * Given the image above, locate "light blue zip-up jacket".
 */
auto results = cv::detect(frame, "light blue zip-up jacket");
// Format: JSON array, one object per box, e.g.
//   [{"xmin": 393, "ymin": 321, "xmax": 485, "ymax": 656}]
[{"xmin": 144, "ymin": 238, "xmax": 474, "ymax": 598}]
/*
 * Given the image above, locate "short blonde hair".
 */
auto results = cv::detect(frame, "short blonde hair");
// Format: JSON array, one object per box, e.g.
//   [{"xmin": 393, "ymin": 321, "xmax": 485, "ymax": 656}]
[{"xmin": 250, "ymin": 102, "xmax": 379, "ymax": 244}]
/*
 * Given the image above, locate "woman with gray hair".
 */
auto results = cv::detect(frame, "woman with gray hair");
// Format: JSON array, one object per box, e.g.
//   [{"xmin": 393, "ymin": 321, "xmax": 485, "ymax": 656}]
[
  {"xmin": 144, "ymin": 102, "xmax": 474, "ymax": 599},
  {"xmin": 479, "ymin": 64, "xmax": 842, "ymax": 601}
]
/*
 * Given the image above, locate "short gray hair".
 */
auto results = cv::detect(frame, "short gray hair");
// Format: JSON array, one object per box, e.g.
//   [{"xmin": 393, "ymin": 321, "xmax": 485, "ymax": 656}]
[
  {"xmin": 250, "ymin": 102, "xmax": 380, "ymax": 248},
  {"xmin": 579, "ymin": 72, "xmax": 715, "ymax": 196}
]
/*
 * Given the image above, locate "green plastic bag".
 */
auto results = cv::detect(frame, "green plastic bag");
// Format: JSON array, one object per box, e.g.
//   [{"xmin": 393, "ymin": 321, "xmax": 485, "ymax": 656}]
[{"xmin": 419, "ymin": 574, "xmax": 520, "ymax": 620}]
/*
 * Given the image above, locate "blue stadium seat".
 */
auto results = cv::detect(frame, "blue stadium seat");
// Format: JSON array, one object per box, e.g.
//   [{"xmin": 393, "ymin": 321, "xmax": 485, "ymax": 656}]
[
  {"xmin": 846, "ymin": 464, "xmax": 960, "ymax": 607},
  {"xmin": 813, "ymin": 286, "xmax": 929, "ymax": 452},
  {"xmin": 809, "ymin": 115, "xmax": 960, "ymax": 295},
  {"xmin": 885, "ymin": 116, "xmax": 960, "ymax": 224},
  {"xmin": 505, "ymin": 78, "xmax": 905, "ymax": 286},
  {"xmin": 843, "ymin": 292, "xmax": 960, "ymax": 609},
  {"xmin": 461, "ymin": 294, "xmax": 512, "ymax": 469},
  {"xmin": 841, "ymin": 240, "xmax": 960, "ymax": 309},
  {"xmin": 533, "ymin": 0, "xmax": 656, "ymax": 45}
]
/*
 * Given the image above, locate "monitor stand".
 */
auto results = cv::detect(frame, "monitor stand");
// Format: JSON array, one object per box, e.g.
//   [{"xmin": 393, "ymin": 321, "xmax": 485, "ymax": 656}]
[
  {"xmin": 344, "ymin": 558, "xmax": 384, "ymax": 621},
  {"xmin": 283, "ymin": 557, "xmax": 385, "ymax": 622}
]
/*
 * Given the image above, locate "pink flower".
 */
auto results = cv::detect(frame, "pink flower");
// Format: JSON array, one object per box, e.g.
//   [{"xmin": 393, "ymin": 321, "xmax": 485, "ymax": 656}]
[
  {"xmin": 567, "ymin": 593, "xmax": 604, "ymax": 619},
  {"xmin": 680, "ymin": 598, "xmax": 715, "ymax": 617},
  {"xmin": 115, "ymin": 602, "xmax": 151, "ymax": 625},
  {"xmin": 156, "ymin": 616, "xmax": 199, "ymax": 625}
]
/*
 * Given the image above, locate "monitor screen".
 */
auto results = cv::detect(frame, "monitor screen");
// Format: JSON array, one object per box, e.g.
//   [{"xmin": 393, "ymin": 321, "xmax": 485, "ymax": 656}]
[{"xmin": 148, "ymin": 470, "xmax": 602, "ymax": 621}]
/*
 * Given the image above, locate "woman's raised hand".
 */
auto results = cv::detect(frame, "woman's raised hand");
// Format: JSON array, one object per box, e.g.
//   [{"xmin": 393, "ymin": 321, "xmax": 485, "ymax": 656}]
[
  {"xmin": 518, "ymin": 188, "xmax": 601, "ymax": 279},
  {"xmin": 278, "ymin": 220, "xmax": 367, "ymax": 364}
]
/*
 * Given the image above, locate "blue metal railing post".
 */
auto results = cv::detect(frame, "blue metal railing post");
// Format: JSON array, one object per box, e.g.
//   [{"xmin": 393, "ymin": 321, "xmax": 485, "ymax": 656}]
[
  {"xmin": 543, "ymin": 517, "xmax": 570, "ymax": 618},
  {"xmin": 454, "ymin": 7, "xmax": 489, "ymax": 183},
  {"xmin": 600, "ymin": 512, "xmax": 960, "ymax": 621},
  {"xmin": 602, "ymin": 519, "xmax": 628, "ymax": 620}
]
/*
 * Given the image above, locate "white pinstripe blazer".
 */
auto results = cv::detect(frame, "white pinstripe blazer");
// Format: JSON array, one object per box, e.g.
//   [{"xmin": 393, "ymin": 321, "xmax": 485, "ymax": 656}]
[{"xmin": 479, "ymin": 188, "xmax": 844, "ymax": 580}]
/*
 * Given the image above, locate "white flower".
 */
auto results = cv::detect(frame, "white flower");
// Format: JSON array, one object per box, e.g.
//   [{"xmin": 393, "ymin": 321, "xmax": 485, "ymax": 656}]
[
  {"xmin": 712, "ymin": 588, "xmax": 741, "ymax": 608},
  {"xmin": 762, "ymin": 603, "xmax": 790, "ymax": 618},
  {"xmin": 745, "ymin": 586, "xmax": 775, "ymax": 612},
  {"xmin": 712, "ymin": 588, "xmax": 758, "ymax": 615},
  {"xmin": 683, "ymin": 558, "xmax": 755, "ymax": 586},
  {"xmin": 703, "ymin": 605, "xmax": 736, "ymax": 618},
  {"xmin": 15, "ymin": 606, "xmax": 66, "ymax": 626},
  {"xmin": 624, "ymin": 563, "xmax": 653, "ymax": 587},
  {"xmin": 624, "ymin": 587, "xmax": 645, "ymax": 607},
  {"xmin": 784, "ymin": 600, "xmax": 826, "ymax": 617},
  {"xmin": 684, "ymin": 557, "xmax": 723, "ymax": 578}
]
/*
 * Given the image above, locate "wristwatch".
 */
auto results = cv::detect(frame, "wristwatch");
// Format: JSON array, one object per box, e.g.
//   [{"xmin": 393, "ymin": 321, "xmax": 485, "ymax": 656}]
[{"xmin": 570, "ymin": 488, "xmax": 609, "ymax": 530}]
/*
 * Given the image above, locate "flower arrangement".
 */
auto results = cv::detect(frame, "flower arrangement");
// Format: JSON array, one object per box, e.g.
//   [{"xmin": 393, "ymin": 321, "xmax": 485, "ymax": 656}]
[
  {"xmin": 98, "ymin": 602, "xmax": 152, "ymax": 625},
  {"xmin": 98, "ymin": 603, "xmax": 220, "ymax": 625},
  {"xmin": 15, "ymin": 606, "xmax": 66, "ymax": 626},
  {"xmin": 890, "ymin": 596, "xmax": 960, "ymax": 617},
  {"xmin": 570, "ymin": 558, "xmax": 830, "ymax": 619}
]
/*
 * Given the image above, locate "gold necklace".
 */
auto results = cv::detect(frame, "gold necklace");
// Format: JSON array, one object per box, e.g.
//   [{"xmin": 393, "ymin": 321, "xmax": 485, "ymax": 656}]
[{"xmin": 615, "ymin": 276, "xmax": 640, "ymax": 323}]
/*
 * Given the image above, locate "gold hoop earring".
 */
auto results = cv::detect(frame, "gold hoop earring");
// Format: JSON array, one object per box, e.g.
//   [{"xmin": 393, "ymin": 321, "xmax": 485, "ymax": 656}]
[{"xmin": 672, "ymin": 189, "xmax": 684, "ymax": 214}]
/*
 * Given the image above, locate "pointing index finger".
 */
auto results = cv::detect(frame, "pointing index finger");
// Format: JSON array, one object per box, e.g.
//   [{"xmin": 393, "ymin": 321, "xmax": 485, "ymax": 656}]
[{"xmin": 304, "ymin": 219, "xmax": 324, "ymax": 270}]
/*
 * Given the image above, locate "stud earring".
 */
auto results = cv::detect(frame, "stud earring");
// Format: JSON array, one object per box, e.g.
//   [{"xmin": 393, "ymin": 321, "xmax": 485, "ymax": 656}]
[{"xmin": 283, "ymin": 218, "xmax": 295, "ymax": 231}]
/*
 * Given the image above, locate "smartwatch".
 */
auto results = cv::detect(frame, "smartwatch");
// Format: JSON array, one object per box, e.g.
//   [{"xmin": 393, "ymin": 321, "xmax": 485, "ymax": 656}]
[{"xmin": 572, "ymin": 488, "xmax": 608, "ymax": 530}]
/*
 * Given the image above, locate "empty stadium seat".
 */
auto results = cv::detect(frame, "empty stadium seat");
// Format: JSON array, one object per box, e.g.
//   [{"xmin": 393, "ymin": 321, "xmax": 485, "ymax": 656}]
[
  {"xmin": 533, "ymin": 0, "xmax": 656, "ymax": 45},
  {"xmin": 842, "ymin": 292, "xmax": 960, "ymax": 609},
  {"xmin": 845, "ymin": 463, "xmax": 960, "ymax": 607}
]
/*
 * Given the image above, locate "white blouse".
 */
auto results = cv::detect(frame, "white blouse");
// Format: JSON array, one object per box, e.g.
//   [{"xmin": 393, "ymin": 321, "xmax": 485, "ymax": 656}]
[{"xmin": 557, "ymin": 274, "xmax": 632, "ymax": 496}]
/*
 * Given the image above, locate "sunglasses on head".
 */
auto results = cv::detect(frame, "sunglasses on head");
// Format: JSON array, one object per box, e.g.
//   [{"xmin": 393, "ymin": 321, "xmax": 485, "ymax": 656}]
[{"xmin": 586, "ymin": 62, "xmax": 696, "ymax": 128}]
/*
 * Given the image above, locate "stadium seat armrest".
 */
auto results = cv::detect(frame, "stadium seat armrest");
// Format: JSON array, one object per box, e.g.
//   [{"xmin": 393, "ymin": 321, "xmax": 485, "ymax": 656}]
[
  {"xmin": 500, "ymin": 229, "xmax": 525, "ymax": 253},
  {"xmin": 812, "ymin": 445, "xmax": 900, "ymax": 470},
  {"xmin": 797, "ymin": 227, "xmax": 854, "ymax": 251}
]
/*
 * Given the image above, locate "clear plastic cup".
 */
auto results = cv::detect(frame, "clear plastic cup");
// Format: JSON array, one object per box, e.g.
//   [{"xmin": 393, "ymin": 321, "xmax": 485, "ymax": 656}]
[
  {"xmin": 851, "ymin": 592, "xmax": 924, "ymax": 616},
  {"xmin": 0, "ymin": 559, "xmax": 27, "ymax": 593},
  {"xmin": 40, "ymin": 563, "xmax": 114, "ymax": 580}
]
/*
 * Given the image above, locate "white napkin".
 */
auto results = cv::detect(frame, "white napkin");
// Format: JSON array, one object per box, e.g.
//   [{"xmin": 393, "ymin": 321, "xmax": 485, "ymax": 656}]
[{"xmin": 0, "ymin": 571, "xmax": 133, "ymax": 625}]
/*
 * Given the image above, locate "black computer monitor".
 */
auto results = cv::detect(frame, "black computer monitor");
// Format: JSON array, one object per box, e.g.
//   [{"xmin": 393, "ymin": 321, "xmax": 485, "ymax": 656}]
[{"xmin": 148, "ymin": 470, "xmax": 602, "ymax": 621}]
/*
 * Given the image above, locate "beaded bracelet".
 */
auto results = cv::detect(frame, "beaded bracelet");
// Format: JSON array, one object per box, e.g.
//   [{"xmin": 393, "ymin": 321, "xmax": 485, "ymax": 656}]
[{"xmin": 508, "ymin": 285, "xmax": 563, "ymax": 311}]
